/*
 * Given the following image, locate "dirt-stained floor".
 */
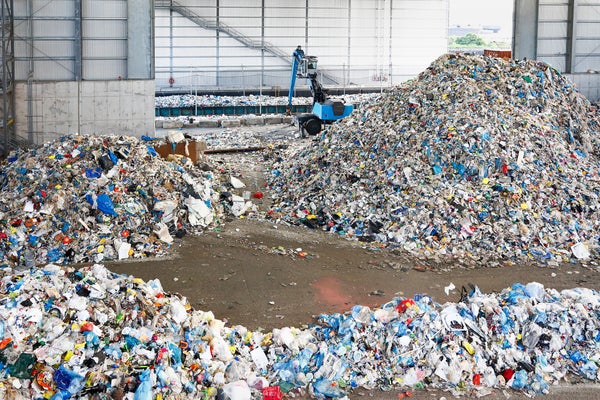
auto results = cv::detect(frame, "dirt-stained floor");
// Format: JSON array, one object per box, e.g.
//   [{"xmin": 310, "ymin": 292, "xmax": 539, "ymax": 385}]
[
  {"xmin": 105, "ymin": 124, "xmax": 600, "ymax": 399},
  {"xmin": 107, "ymin": 217, "xmax": 599, "ymax": 332}
]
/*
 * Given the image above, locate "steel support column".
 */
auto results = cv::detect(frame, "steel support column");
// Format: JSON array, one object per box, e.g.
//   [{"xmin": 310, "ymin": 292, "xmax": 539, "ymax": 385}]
[
  {"xmin": 513, "ymin": 0, "xmax": 539, "ymax": 60},
  {"xmin": 347, "ymin": 0, "xmax": 351, "ymax": 85},
  {"xmin": 1, "ymin": 0, "xmax": 15, "ymax": 156},
  {"xmin": 216, "ymin": 0, "xmax": 220, "ymax": 87},
  {"xmin": 261, "ymin": 0, "xmax": 264, "ymax": 94},
  {"xmin": 566, "ymin": 0, "xmax": 577, "ymax": 73}
]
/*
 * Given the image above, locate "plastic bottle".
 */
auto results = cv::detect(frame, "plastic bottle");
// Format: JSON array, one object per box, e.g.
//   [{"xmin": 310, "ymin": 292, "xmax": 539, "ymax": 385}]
[
  {"xmin": 297, "ymin": 347, "xmax": 314, "ymax": 370},
  {"xmin": 350, "ymin": 305, "xmax": 372, "ymax": 324},
  {"xmin": 24, "ymin": 248, "xmax": 35, "ymax": 268}
]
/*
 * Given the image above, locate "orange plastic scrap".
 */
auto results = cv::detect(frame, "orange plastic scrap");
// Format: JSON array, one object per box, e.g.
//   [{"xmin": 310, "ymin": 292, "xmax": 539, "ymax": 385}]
[{"xmin": 0, "ymin": 337, "xmax": 12, "ymax": 350}]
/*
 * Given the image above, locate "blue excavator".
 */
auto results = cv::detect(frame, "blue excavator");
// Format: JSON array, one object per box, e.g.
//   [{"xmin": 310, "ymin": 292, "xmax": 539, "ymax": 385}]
[{"xmin": 287, "ymin": 46, "xmax": 353, "ymax": 136}]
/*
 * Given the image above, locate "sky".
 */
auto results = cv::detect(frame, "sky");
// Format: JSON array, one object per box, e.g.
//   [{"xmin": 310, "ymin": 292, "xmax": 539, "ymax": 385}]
[{"xmin": 449, "ymin": 0, "xmax": 514, "ymax": 30}]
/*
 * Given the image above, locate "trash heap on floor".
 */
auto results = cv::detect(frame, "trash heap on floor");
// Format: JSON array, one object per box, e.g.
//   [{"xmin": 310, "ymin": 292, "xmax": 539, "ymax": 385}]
[
  {"xmin": 0, "ymin": 134, "xmax": 222, "ymax": 268},
  {"xmin": 188, "ymin": 128, "xmax": 266, "ymax": 151},
  {"xmin": 266, "ymin": 53, "xmax": 600, "ymax": 265},
  {"xmin": 1, "ymin": 263, "xmax": 599, "ymax": 399},
  {"xmin": 155, "ymin": 94, "xmax": 312, "ymax": 109}
]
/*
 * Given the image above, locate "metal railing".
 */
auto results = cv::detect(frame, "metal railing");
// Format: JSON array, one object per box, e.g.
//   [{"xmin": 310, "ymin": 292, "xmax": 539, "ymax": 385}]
[{"xmin": 154, "ymin": 0, "xmax": 340, "ymax": 85}]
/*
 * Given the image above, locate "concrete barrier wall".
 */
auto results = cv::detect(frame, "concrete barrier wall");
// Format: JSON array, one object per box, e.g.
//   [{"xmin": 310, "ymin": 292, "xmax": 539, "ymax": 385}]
[{"xmin": 15, "ymin": 80, "xmax": 156, "ymax": 145}]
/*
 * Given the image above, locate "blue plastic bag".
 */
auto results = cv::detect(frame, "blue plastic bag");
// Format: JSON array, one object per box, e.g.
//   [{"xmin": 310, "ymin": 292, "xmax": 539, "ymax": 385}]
[
  {"xmin": 312, "ymin": 378, "xmax": 346, "ymax": 398},
  {"xmin": 146, "ymin": 145, "xmax": 158, "ymax": 157},
  {"xmin": 134, "ymin": 368, "xmax": 153, "ymax": 400},
  {"xmin": 97, "ymin": 194, "xmax": 117, "ymax": 215},
  {"xmin": 85, "ymin": 168, "xmax": 102, "ymax": 179},
  {"xmin": 86, "ymin": 193, "xmax": 118, "ymax": 216},
  {"xmin": 53, "ymin": 365, "xmax": 85, "ymax": 398},
  {"xmin": 108, "ymin": 150, "xmax": 119, "ymax": 165},
  {"xmin": 47, "ymin": 248, "xmax": 63, "ymax": 263}
]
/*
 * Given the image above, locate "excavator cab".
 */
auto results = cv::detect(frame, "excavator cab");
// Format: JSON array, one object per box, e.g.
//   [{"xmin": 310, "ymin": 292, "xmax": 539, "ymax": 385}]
[
  {"xmin": 288, "ymin": 48, "xmax": 353, "ymax": 137},
  {"xmin": 298, "ymin": 56, "xmax": 318, "ymax": 78}
]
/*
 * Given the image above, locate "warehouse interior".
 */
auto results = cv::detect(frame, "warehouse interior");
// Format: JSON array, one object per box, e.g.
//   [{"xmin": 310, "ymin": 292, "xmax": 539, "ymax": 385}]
[
  {"xmin": 1, "ymin": 1, "xmax": 600, "ymax": 399},
  {"xmin": 1, "ymin": 0, "xmax": 599, "ymax": 156}
]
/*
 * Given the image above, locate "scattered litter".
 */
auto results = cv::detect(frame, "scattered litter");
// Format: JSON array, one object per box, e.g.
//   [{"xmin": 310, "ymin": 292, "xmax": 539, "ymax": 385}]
[
  {"xmin": 155, "ymin": 94, "xmax": 313, "ymax": 109},
  {"xmin": 2, "ymin": 53, "xmax": 600, "ymax": 400},
  {"xmin": 0, "ymin": 263, "xmax": 598, "ymax": 399},
  {"xmin": 444, "ymin": 282, "xmax": 456, "ymax": 295}
]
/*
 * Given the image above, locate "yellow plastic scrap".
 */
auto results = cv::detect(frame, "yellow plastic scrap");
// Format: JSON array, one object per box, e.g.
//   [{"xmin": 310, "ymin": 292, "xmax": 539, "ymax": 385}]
[
  {"xmin": 462, "ymin": 340, "xmax": 475, "ymax": 355},
  {"xmin": 261, "ymin": 333, "xmax": 273, "ymax": 347},
  {"xmin": 63, "ymin": 350, "xmax": 74, "ymax": 361}
]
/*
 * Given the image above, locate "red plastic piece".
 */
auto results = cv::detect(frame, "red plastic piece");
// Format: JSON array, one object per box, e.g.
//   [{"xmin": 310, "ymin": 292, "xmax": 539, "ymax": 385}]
[{"xmin": 262, "ymin": 386, "xmax": 283, "ymax": 400}]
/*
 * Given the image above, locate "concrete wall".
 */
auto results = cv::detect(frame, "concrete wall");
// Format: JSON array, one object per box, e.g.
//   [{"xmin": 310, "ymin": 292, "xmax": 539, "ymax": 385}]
[{"xmin": 14, "ymin": 80, "xmax": 155, "ymax": 145}]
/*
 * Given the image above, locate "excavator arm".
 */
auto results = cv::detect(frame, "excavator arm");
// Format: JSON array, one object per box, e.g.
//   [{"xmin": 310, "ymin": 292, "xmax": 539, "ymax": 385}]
[{"xmin": 287, "ymin": 46, "xmax": 353, "ymax": 136}]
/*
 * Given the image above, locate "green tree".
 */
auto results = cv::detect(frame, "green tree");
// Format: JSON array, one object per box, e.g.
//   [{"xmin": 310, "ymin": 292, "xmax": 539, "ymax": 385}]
[{"xmin": 450, "ymin": 33, "xmax": 486, "ymax": 48}]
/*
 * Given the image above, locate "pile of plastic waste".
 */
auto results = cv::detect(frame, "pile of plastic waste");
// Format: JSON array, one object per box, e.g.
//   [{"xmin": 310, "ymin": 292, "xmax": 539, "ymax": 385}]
[
  {"xmin": 155, "ymin": 94, "xmax": 312, "ymax": 109},
  {"xmin": 0, "ymin": 263, "xmax": 599, "ymax": 399},
  {"xmin": 0, "ymin": 134, "xmax": 222, "ymax": 268},
  {"xmin": 266, "ymin": 53, "xmax": 600, "ymax": 265}
]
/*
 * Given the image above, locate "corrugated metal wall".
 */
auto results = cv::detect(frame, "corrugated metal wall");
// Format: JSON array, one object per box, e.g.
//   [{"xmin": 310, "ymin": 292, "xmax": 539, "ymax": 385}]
[
  {"xmin": 11, "ymin": 0, "xmax": 155, "ymax": 144},
  {"xmin": 14, "ymin": 0, "xmax": 76, "ymax": 80},
  {"xmin": 82, "ymin": 0, "xmax": 127, "ymax": 79},
  {"xmin": 514, "ymin": 0, "xmax": 600, "ymax": 101},
  {"xmin": 13, "ymin": 0, "xmax": 136, "ymax": 81},
  {"xmin": 154, "ymin": 0, "xmax": 449, "ymax": 91},
  {"xmin": 537, "ymin": 0, "xmax": 600, "ymax": 73}
]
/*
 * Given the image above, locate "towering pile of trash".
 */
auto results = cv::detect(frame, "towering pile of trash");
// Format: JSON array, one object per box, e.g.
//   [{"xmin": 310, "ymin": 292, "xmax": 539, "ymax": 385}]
[{"xmin": 267, "ymin": 53, "xmax": 600, "ymax": 265}]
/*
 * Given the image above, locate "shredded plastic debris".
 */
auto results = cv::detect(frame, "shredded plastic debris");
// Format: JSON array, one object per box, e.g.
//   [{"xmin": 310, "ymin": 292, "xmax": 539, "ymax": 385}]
[
  {"xmin": 0, "ymin": 134, "xmax": 221, "ymax": 267},
  {"xmin": 266, "ymin": 53, "xmax": 600, "ymax": 265},
  {"xmin": 1, "ymin": 53, "xmax": 600, "ymax": 399},
  {"xmin": 155, "ymin": 94, "xmax": 313, "ymax": 109},
  {"xmin": 0, "ymin": 263, "xmax": 599, "ymax": 399}
]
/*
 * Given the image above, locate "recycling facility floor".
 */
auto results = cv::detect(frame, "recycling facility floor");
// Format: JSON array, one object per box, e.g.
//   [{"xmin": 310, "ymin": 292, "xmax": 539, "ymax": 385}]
[{"xmin": 100, "ymin": 124, "xmax": 600, "ymax": 399}]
